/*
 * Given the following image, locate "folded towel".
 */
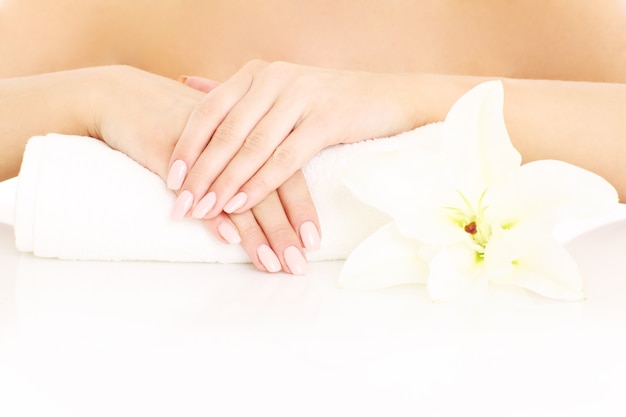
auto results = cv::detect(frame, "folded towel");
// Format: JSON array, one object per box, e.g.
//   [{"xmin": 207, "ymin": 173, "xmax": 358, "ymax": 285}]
[
  {"xmin": 12, "ymin": 124, "xmax": 443, "ymax": 262},
  {"xmin": 0, "ymin": 177, "xmax": 17, "ymax": 225}
]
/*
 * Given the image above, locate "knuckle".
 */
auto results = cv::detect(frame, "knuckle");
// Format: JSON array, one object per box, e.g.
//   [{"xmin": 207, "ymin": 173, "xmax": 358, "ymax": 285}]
[
  {"xmin": 191, "ymin": 100, "xmax": 218, "ymax": 120},
  {"xmin": 236, "ymin": 220, "xmax": 262, "ymax": 241},
  {"xmin": 242, "ymin": 129, "xmax": 271, "ymax": 155},
  {"xmin": 246, "ymin": 174, "xmax": 272, "ymax": 195},
  {"xmin": 184, "ymin": 167, "xmax": 208, "ymax": 187},
  {"xmin": 266, "ymin": 61, "xmax": 290, "ymax": 73},
  {"xmin": 289, "ymin": 200, "xmax": 316, "ymax": 217},
  {"xmin": 264, "ymin": 224, "xmax": 296, "ymax": 246},
  {"xmin": 213, "ymin": 118, "xmax": 242, "ymax": 146},
  {"xmin": 244, "ymin": 59, "xmax": 268, "ymax": 73},
  {"xmin": 270, "ymin": 145, "xmax": 297, "ymax": 171},
  {"xmin": 265, "ymin": 61, "xmax": 297, "ymax": 82}
]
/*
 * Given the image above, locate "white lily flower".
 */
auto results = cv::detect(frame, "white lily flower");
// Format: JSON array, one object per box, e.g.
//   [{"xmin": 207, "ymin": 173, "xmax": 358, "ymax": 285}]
[{"xmin": 340, "ymin": 81, "xmax": 618, "ymax": 301}]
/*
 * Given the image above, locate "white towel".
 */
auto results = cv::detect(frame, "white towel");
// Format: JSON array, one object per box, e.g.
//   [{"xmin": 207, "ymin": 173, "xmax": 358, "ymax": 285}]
[{"xmin": 10, "ymin": 124, "xmax": 443, "ymax": 262}]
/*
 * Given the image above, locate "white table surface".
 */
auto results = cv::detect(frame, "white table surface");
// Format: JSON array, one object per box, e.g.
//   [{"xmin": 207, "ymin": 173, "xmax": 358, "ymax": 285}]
[{"xmin": 1, "ymin": 179, "xmax": 626, "ymax": 417}]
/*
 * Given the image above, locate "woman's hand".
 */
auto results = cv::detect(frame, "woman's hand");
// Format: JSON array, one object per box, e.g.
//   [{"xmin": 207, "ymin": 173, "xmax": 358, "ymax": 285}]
[
  {"xmin": 171, "ymin": 75, "xmax": 322, "ymax": 274},
  {"xmin": 89, "ymin": 66, "xmax": 321, "ymax": 274},
  {"xmin": 203, "ymin": 170, "xmax": 320, "ymax": 275},
  {"xmin": 90, "ymin": 65, "xmax": 207, "ymax": 180},
  {"xmin": 176, "ymin": 75, "xmax": 321, "ymax": 275},
  {"xmin": 166, "ymin": 60, "xmax": 420, "ymax": 220}
]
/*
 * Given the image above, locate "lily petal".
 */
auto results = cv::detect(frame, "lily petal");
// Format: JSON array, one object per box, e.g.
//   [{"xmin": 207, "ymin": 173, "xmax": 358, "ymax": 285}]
[
  {"xmin": 427, "ymin": 244, "xmax": 489, "ymax": 301},
  {"xmin": 441, "ymin": 81, "xmax": 521, "ymax": 193},
  {"xmin": 488, "ymin": 159, "xmax": 619, "ymax": 229},
  {"xmin": 342, "ymin": 148, "xmax": 464, "ymax": 244},
  {"xmin": 486, "ymin": 227, "xmax": 584, "ymax": 301},
  {"xmin": 341, "ymin": 80, "xmax": 605, "ymax": 303},
  {"xmin": 341, "ymin": 148, "xmax": 440, "ymax": 218},
  {"xmin": 339, "ymin": 223, "xmax": 429, "ymax": 290}
]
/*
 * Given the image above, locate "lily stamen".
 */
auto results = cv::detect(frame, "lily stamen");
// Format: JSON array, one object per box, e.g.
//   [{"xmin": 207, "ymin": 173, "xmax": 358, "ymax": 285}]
[{"xmin": 464, "ymin": 221, "xmax": 478, "ymax": 235}]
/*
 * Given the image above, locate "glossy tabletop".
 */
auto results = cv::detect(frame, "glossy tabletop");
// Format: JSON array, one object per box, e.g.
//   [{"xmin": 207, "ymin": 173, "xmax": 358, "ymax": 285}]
[{"xmin": 1, "ymin": 179, "xmax": 626, "ymax": 417}]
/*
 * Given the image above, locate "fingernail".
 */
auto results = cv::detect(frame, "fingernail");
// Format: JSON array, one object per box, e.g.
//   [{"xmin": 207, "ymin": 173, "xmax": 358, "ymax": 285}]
[
  {"xmin": 217, "ymin": 222, "xmax": 241, "ymax": 244},
  {"xmin": 284, "ymin": 246, "xmax": 307, "ymax": 276},
  {"xmin": 224, "ymin": 192, "xmax": 247, "ymax": 213},
  {"xmin": 171, "ymin": 190, "xmax": 193, "ymax": 220},
  {"xmin": 299, "ymin": 221, "xmax": 321, "ymax": 251},
  {"xmin": 167, "ymin": 160, "xmax": 187, "ymax": 190},
  {"xmin": 177, "ymin": 75, "xmax": 189, "ymax": 84},
  {"xmin": 191, "ymin": 192, "xmax": 217, "ymax": 219},
  {"xmin": 257, "ymin": 244, "xmax": 282, "ymax": 273}
]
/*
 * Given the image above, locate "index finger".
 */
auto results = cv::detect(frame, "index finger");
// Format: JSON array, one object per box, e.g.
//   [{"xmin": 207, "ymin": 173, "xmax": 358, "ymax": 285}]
[{"xmin": 166, "ymin": 64, "xmax": 257, "ymax": 191}]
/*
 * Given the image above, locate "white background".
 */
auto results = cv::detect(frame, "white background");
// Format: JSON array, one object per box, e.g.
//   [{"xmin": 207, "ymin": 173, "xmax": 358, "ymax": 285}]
[{"xmin": 1, "ymin": 179, "xmax": 626, "ymax": 417}]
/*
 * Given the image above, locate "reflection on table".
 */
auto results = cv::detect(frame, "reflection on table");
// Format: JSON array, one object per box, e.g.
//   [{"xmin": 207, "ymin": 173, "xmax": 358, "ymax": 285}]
[{"xmin": 1, "ymin": 219, "xmax": 626, "ymax": 416}]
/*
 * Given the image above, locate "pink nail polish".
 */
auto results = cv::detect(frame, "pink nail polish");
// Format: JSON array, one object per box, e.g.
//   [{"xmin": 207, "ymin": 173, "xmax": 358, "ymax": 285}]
[
  {"xmin": 299, "ymin": 221, "xmax": 321, "ymax": 251},
  {"xmin": 224, "ymin": 192, "xmax": 248, "ymax": 214},
  {"xmin": 191, "ymin": 192, "xmax": 217, "ymax": 219},
  {"xmin": 257, "ymin": 244, "xmax": 281, "ymax": 273},
  {"xmin": 171, "ymin": 190, "xmax": 193, "ymax": 220},
  {"xmin": 284, "ymin": 246, "xmax": 307, "ymax": 276},
  {"xmin": 218, "ymin": 222, "xmax": 241, "ymax": 244},
  {"xmin": 167, "ymin": 160, "xmax": 187, "ymax": 190}
]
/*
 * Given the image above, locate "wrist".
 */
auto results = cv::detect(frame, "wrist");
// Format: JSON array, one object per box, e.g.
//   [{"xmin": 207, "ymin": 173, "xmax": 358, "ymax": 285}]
[
  {"xmin": 400, "ymin": 72, "xmax": 492, "ymax": 127},
  {"xmin": 77, "ymin": 65, "xmax": 128, "ymax": 141},
  {"xmin": 0, "ymin": 68, "xmax": 104, "ymax": 180}
]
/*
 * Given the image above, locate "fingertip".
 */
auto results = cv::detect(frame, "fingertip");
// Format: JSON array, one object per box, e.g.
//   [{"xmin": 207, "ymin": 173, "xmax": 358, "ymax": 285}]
[
  {"xmin": 283, "ymin": 246, "xmax": 307, "ymax": 276},
  {"xmin": 171, "ymin": 190, "xmax": 194, "ymax": 220},
  {"xmin": 257, "ymin": 244, "xmax": 282, "ymax": 273},
  {"xmin": 299, "ymin": 221, "xmax": 321, "ymax": 251},
  {"xmin": 167, "ymin": 160, "xmax": 188, "ymax": 190},
  {"xmin": 217, "ymin": 221, "xmax": 242, "ymax": 245},
  {"xmin": 191, "ymin": 192, "xmax": 217, "ymax": 219},
  {"xmin": 223, "ymin": 192, "xmax": 248, "ymax": 214}
]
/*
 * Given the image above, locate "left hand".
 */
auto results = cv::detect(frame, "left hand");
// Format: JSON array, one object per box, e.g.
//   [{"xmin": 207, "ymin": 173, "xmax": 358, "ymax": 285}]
[
  {"xmin": 166, "ymin": 60, "xmax": 419, "ymax": 219},
  {"xmin": 203, "ymin": 170, "xmax": 320, "ymax": 275}
]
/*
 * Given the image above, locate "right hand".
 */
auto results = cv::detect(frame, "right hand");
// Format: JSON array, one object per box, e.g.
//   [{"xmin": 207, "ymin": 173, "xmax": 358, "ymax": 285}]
[
  {"xmin": 177, "ymin": 75, "xmax": 322, "ymax": 275},
  {"xmin": 166, "ymin": 61, "xmax": 419, "ymax": 220}
]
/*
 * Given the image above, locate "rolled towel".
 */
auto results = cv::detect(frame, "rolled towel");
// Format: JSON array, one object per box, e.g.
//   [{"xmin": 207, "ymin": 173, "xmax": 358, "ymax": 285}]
[{"xmin": 12, "ymin": 124, "xmax": 443, "ymax": 262}]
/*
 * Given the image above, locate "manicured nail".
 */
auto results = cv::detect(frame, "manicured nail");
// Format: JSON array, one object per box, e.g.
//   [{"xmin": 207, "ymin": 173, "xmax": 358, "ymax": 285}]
[
  {"xmin": 167, "ymin": 160, "xmax": 187, "ymax": 190},
  {"xmin": 284, "ymin": 246, "xmax": 307, "ymax": 276},
  {"xmin": 191, "ymin": 192, "xmax": 217, "ymax": 219},
  {"xmin": 217, "ymin": 222, "xmax": 241, "ymax": 244},
  {"xmin": 171, "ymin": 190, "xmax": 193, "ymax": 220},
  {"xmin": 257, "ymin": 244, "xmax": 282, "ymax": 273},
  {"xmin": 224, "ymin": 192, "xmax": 247, "ymax": 213},
  {"xmin": 299, "ymin": 221, "xmax": 321, "ymax": 251}
]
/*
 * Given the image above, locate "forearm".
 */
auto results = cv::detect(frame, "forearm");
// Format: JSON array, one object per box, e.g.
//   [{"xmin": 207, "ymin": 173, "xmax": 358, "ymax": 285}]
[
  {"xmin": 412, "ymin": 73, "xmax": 626, "ymax": 200},
  {"xmin": 0, "ymin": 69, "xmax": 95, "ymax": 181},
  {"xmin": 0, "ymin": 65, "xmax": 206, "ymax": 183}
]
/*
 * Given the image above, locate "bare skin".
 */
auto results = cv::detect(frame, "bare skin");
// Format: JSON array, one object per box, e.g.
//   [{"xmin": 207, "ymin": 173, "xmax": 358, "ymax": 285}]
[
  {"xmin": 0, "ymin": 66, "xmax": 319, "ymax": 274},
  {"xmin": 2, "ymin": 1, "xmax": 625, "ymax": 188},
  {"xmin": 1, "ymin": 0, "xmax": 625, "ymax": 272},
  {"xmin": 2, "ymin": 0, "xmax": 625, "ymax": 82}
]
